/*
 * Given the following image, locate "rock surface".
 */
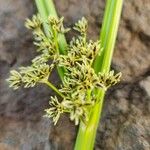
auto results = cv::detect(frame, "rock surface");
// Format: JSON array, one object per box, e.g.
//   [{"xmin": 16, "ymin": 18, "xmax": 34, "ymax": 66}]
[
  {"xmin": 0, "ymin": 0, "xmax": 149, "ymax": 150},
  {"xmin": 140, "ymin": 76, "xmax": 150, "ymax": 97}
]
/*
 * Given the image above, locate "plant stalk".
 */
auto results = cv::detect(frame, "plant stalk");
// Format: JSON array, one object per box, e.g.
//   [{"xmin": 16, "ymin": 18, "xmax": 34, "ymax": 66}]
[
  {"xmin": 43, "ymin": 0, "xmax": 67, "ymax": 55},
  {"xmin": 35, "ymin": 0, "xmax": 67, "ymax": 81},
  {"xmin": 43, "ymin": 80, "xmax": 65, "ymax": 99},
  {"xmin": 75, "ymin": 0, "xmax": 123, "ymax": 149}
]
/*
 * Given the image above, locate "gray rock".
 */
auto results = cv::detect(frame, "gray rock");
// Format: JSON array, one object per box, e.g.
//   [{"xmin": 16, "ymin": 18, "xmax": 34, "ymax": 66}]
[
  {"xmin": 116, "ymin": 109, "xmax": 150, "ymax": 150},
  {"xmin": 140, "ymin": 76, "xmax": 150, "ymax": 97}
]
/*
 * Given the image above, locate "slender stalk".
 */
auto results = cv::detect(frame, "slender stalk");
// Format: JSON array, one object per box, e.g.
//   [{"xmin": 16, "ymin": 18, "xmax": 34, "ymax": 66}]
[
  {"xmin": 43, "ymin": 0, "xmax": 58, "ymax": 17},
  {"xmin": 35, "ymin": 0, "xmax": 50, "ymax": 36},
  {"xmin": 35, "ymin": 0, "xmax": 67, "ymax": 81},
  {"xmin": 43, "ymin": 80, "xmax": 65, "ymax": 99},
  {"xmin": 95, "ymin": 0, "xmax": 123, "ymax": 73},
  {"xmin": 87, "ymin": 90, "xmax": 91, "ymax": 102},
  {"xmin": 43, "ymin": 0, "xmax": 67, "ymax": 55},
  {"xmin": 75, "ymin": 0, "xmax": 123, "ymax": 149}
]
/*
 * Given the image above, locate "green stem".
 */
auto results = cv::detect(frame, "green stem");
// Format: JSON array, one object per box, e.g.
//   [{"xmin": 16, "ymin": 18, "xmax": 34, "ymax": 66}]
[
  {"xmin": 75, "ymin": 0, "xmax": 123, "ymax": 149},
  {"xmin": 43, "ymin": 80, "xmax": 65, "ymax": 99},
  {"xmin": 35, "ymin": 0, "xmax": 50, "ymax": 36},
  {"xmin": 35, "ymin": 0, "xmax": 67, "ymax": 81},
  {"xmin": 87, "ymin": 90, "xmax": 91, "ymax": 102},
  {"xmin": 43, "ymin": 0, "xmax": 58, "ymax": 17},
  {"xmin": 43, "ymin": 0, "xmax": 68, "ymax": 55}
]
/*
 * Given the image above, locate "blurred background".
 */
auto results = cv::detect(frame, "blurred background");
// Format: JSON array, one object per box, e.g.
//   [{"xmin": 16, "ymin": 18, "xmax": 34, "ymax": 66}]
[{"xmin": 0, "ymin": 0, "xmax": 150, "ymax": 149}]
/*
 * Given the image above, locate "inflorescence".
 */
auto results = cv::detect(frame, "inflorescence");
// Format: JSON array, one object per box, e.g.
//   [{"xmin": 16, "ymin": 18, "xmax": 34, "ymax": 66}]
[{"xmin": 7, "ymin": 15, "xmax": 121, "ymax": 125}]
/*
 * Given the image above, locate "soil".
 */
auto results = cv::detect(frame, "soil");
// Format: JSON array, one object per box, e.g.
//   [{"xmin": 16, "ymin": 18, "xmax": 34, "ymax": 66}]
[{"xmin": 0, "ymin": 0, "xmax": 150, "ymax": 150}]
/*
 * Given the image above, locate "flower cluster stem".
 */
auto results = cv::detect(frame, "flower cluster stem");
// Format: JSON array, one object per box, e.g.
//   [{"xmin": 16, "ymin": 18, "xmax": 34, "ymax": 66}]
[{"xmin": 43, "ymin": 80, "xmax": 65, "ymax": 99}]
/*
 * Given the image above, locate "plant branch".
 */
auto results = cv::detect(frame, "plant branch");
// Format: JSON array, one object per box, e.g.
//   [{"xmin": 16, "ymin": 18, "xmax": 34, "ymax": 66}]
[{"xmin": 43, "ymin": 80, "xmax": 65, "ymax": 99}]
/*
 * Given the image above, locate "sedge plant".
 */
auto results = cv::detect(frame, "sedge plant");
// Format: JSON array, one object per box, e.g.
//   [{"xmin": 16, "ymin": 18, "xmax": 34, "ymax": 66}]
[{"xmin": 7, "ymin": 0, "xmax": 123, "ymax": 149}]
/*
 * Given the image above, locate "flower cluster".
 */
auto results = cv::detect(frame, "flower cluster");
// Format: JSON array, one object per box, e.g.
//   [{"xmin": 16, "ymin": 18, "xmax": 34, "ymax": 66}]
[
  {"xmin": 7, "ymin": 63, "xmax": 53, "ymax": 89},
  {"xmin": 7, "ymin": 15, "xmax": 121, "ymax": 125}
]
